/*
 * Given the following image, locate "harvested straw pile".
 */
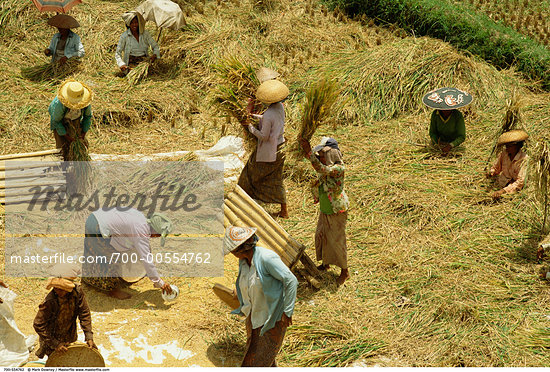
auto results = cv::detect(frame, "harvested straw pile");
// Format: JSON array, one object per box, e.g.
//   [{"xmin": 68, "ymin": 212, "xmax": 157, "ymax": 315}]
[
  {"xmin": 315, "ymin": 37, "xmax": 521, "ymax": 122},
  {"xmin": 21, "ymin": 59, "xmax": 81, "ymax": 82},
  {"xmin": 127, "ymin": 61, "xmax": 151, "ymax": 86},
  {"xmin": 298, "ymin": 77, "xmax": 341, "ymax": 142}
]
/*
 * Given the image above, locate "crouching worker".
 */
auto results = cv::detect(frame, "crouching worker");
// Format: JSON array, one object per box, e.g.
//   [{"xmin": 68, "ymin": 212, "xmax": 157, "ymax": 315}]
[
  {"xmin": 224, "ymin": 226, "xmax": 297, "ymax": 367},
  {"xmin": 33, "ymin": 264, "xmax": 97, "ymax": 358},
  {"xmin": 486, "ymin": 129, "xmax": 529, "ymax": 200},
  {"xmin": 82, "ymin": 207, "xmax": 174, "ymax": 300}
]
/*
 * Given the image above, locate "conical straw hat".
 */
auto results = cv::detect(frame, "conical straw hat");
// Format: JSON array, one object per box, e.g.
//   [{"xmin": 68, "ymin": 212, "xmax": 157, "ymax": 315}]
[
  {"xmin": 256, "ymin": 80, "xmax": 289, "ymax": 104},
  {"xmin": 497, "ymin": 129, "xmax": 528, "ymax": 145},
  {"xmin": 48, "ymin": 14, "xmax": 80, "ymax": 29},
  {"xmin": 256, "ymin": 67, "xmax": 280, "ymax": 83}
]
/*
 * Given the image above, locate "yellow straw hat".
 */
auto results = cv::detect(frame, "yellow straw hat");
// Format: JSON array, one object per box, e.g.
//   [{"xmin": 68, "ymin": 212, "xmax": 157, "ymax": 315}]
[
  {"xmin": 57, "ymin": 79, "xmax": 93, "ymax": 110},
  {"xmin": 256, "ymin": 80, "xmax": 289, "ymax": 104},
  {"xmin": 497, "ymin": 129, "xmax": 529, "ymax": 146}
]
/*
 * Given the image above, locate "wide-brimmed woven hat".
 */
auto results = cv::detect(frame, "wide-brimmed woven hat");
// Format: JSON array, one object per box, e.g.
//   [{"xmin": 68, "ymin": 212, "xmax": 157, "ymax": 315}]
[
  {"xmin": 256, "ymin": 80, "xmax": 289, "ymax": 104},
  {"xmin": 58, "ymin": 79, "xmax": 93, "ymax": 110},
  {"xmin": 45, "ymin": 343, "xmax": 105, "ymax": 367},
  {"xmin": 223, "ymin": 225, "xmax": 257, "ymax": 255},
  {"xmin": 48, "ymin": 14, "xmax": 80, "ymax": 29},
  {"xmin": 256, "ymin": 67, "xmax": 280, "ymax": 83},
  {"xmin": 46, "ymin": 263, "xmax": 81, "ymax": 291},
  {"xmin": 422, "ymin": 87, "xmax": 473, "ymax": 110},
  {"xmin": 497, "ymin": 129, "xmax": 529, "ymax": 146}
]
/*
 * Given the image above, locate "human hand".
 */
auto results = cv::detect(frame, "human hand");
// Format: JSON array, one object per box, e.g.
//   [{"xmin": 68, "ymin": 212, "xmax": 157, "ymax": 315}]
[
  {"xmin": 486, "ymin": 171, "xmax": 494, "ymax": 179},
  {"xmin": 44, "ymin": 48, "xmax": 52, "ymax": 56},
  {"xmin": 55, "ymin": 343, "xmax": 68, "ymax": 353},
  {"xmin": 441, "ymin": 144, "xmax": 452, "ymax": 153},
  {"xmin": 120, "ymin": 65, "xmax": 128, "ymax": 72},
  {"xmin": 59, "ymin": 56, "xmax": 68, "ymax": 65},
  {"xmin": 246, "ymin": 98, "xmax": 256, "ymax": 115},
  {"xmin": 537, "ymin": 246, "xmax": 545, "ymax": 261},
  {"xmin": 161, "ymin": 283, "xmax": 173, "ymax": 295},
  {"xmin": 87, "ymin": 340, "xmax": 98, "ymax": 349},
  {"xmin": 150, "ymin": 54, "xmax": 157, "ymax": 63},
  {"xmin": 491, "ymin": 189, "xmax": 505, "ymax": 200},
  {"xmin": 281, "ymin": 313, "xmax": 292, "ymax": 327},
  {"xmin": 299, "ymin": 137, "xmax": 311, "ymax": 157},
  {"xmin": 64, "ymin": 135, "xmax": 75, "ymax": 142}
]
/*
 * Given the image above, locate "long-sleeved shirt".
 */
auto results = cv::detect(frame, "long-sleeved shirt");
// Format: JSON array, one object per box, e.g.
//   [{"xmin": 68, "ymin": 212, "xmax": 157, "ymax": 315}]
[
  {"xmin": 115, "ymin": 29, "xmax": 160, "ymax": 68},
  {"xmin": 248, "ymin": 102, "xmax": 285, "ymax": 162},
  {"xmin": 48, "ymin": 97, "xmax": 92, "ymax": 136},
  {"xmin": 490, "ymin": 149, "xmax": 528, "ymax": 194},
  {"xmin": 232, "ymin": 246, "xmax": 297, "ymax": 336},
  {"xmin": 33, "ymin": 285, "xmax": 93, "ymax": 358},
  {"xmin": 308, "ymin": 153, "xmax": 349, "ymax": 214},
  {"xmin": 429, "ymin": 110, "xmax": 466, "ymax": 148},
  {"xmin": 92, "ymin": 208, "xmax": 164, "ymax": 288},
  {"xmin": 47, "ymin": 31, "xmax": 85, "ymax": 63},
  {"xmin": 238, "ymin": 260, "xmax": 269, "ymax": 329}
]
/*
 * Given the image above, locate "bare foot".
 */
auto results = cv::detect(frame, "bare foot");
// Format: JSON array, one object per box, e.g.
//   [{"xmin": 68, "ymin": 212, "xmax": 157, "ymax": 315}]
[
  {"xmin": 108, "ymin": 288, "xmax": 131, "ymax": 300},
  {"xmin": 317, "ymin": 264, "xmax": 329, "ymax": 271},
  {"xmin": 270, "ymin": 211, "xmax": 289, "ymax": 219},
  {"xmin": 336, "ymin": 269, "xmax": 350, "ymax": 286}
]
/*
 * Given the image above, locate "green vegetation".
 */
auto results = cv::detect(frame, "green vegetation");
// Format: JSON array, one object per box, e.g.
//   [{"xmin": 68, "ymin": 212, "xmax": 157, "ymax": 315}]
[{"xmin": 324, "ymin": 0, "xmax": 550, "ymax": 90}]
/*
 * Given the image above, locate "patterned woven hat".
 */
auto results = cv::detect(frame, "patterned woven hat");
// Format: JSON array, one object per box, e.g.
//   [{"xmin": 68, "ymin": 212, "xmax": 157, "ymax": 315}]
[
  {"xmin": 497, "ymin": 129, "xmax": 528, "ymax": 145},
  {"xmin": 223, "ymin": 225, "xmax": 257, "ymax": 255},
  {"xmin": 422, "ymin": 87, "xmax": 473, "ymax": 110}
]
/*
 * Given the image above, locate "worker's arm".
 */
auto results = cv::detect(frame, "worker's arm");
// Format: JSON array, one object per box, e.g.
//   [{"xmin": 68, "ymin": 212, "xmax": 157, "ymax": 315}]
[
  {"xmin": 81, "ymin": 105, "xmax": 92, "ymax": 133},
  {"xmin": 264, "ymin": 256, "xmax": 298, "ymax": 318},
  {"xmin": 33, "ymin": 298, "xmax": 61, "ymax": 350},
  {"xmin": 49, "ymin": 98, "xmax": 68, "ymax": 136}
]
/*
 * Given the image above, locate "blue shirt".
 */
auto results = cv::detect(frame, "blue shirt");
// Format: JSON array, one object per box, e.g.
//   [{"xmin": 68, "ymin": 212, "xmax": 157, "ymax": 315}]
[
  {"xmin": 47, "ymin": 31, "xmax": 85, "ymax": 63},
  {"xmin": 48, "ymin": 97, "xmax": 92, "ymax": 136},
  {"xmin": 232, "ymin": 246, "xmax": 298, "ymax": 335}
]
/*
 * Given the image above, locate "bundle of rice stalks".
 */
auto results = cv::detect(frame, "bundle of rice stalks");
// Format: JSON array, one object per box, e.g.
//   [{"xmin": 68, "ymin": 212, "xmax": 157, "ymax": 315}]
[
  {"xmin": 531, "ymin": 140, "xmax": 550, "ymax": 232},
  {"xmin": 127, "ymin": 62, "xmax": 151, "ymax": 86},
  {"xmin": 484, "ymin": 90, "xmax": 525, "ymax": 170},
  {"xmin": 66, "ymin": 120, "xmax": 92, "ymax": 193},
  {"xmin": 297, "ymin": 77, "xmax": 341, "ymax": 143},
  {"xmin": 21, "ymin": 59, "xmax": 81, "ymax": 82},
  {"xmin": 213, "ymin": 56, "xmax": 261, "ymax": 150}
]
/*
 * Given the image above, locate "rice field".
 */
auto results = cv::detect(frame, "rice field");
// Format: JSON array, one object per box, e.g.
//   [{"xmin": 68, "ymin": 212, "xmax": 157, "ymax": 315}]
[{"xmin": 1, "ymin": 0, "xmax": 550, "ymax": 367}]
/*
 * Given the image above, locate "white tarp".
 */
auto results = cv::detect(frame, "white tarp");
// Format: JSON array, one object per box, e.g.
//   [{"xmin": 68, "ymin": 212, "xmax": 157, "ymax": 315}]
[
  {"xmin": 135, "ymin": 0, "xmax": 186, "ymax": 30},
  {"xmin": 90, "ymin": 135, "xmax": 246, "ymax": 184},
  {"xmin": 0, "ymin": 287, "xmax": 36, "ymax": 367}
]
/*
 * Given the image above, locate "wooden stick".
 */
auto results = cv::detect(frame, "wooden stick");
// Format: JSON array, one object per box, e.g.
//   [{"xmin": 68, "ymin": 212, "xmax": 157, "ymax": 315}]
[
  {"xmin": 298, "ymin": 268, "xmax": 321, "ymax": 289},
  {"xmin": 0, "ymin": 161, "xmax": 63, "ymax": 172},
  {"xmin": 0, "ymin": 178, "xmax": 66, "ymax": 190},
  {"xmin": 300, "ymin": 252, "xmax": 321, "ymax": 277},
  {"xmin": 0, "ymin": 169, "xmax": 64, "ymax": 181},
  {"xmin": 0, "ymin": 149, "xmax": 61, "ymax": 161}
]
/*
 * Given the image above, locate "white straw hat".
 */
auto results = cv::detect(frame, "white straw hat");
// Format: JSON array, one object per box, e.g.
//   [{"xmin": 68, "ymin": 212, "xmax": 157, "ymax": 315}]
[{"xmin": 223, "ymin": 226, "xmax": 257, "ymax": 255}]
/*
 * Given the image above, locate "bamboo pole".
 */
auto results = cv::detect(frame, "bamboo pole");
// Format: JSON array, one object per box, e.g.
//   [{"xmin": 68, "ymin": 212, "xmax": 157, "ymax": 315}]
[
  {"xmin": 0, "ymin": 178, "xmax": 66, "ymax": 190},
  {"xmin": 225, "ymin": 198, "xmax": 293, "ymax": 265},
  {"xmin": 0, "ymin": 161, "xmax": 63, "ymax": 172},
  {"xmin": 0, "ymin": 168, "xmax": 64, "ymax": 181},
  {"xmin": 226, "ymin": 192, "xmax": 300, "ymax": 260},
  {"xmin": 0, "ymin": 185, "xmax": 66, "ymax": 198},
  {"xmin": 0, "ymin": 149, "xmax": 61, "ymax": 161}
]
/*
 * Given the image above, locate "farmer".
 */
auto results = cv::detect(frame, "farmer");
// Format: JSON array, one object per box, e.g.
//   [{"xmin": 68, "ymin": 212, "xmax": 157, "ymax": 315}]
[
  {"xmin": 224, "ymin": 225, "xmax": 297, "ymax": 367},
  {"xmin": 33, "ymin": 263, "xmax": 97, "ymax": 358},
  {"xmin": 300, "ymin": 137, "xmax": 350, "ymax": 285},
  {"xmin": 238, "ymin": 79, "xmax": 290, "ymax": 218},
  {"xmin": 486, "ymin": 129, "xmax": 529, "ymax": 200},
  {"xmin": 115, "ymin": 11, "xmax": 160, "ymax": 75},
  {"xmin": 82, "ymin": 207, "xmax": 174, "ymax": 300},
  {"xmin": 48, "ymin": 79, "xmax": 93, "ymax": 161},
  {"xmin": 423, "ymin": 87, "xmax": 472, "ymax": 154},
  {"xmin": 45, "ymin": 14, "xmax": 85, "ymax": 65}
]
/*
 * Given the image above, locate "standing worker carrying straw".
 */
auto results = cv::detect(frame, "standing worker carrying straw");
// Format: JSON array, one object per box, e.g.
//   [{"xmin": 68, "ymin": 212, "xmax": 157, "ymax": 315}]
[
  {"xmin": 238, "ymin": 79, "xmax": 290, "ymax": 218},
  {"xmin": 224, "ymin": 226, "xmax": 297, "ymax": 366},
  {"xmin": 48, "ymin": 79, "xmax": 93, "ymax": 161},
  {"xmin": 423, "ymin": 87, "xmax": 472, "ymax": 155},
  {"xmin": 486, "ymin": 129, "xmax": 529, "ymax": 200},
  {"xmin": 300, "ymin": 137, "xmax": 350, "ymax": 285}
]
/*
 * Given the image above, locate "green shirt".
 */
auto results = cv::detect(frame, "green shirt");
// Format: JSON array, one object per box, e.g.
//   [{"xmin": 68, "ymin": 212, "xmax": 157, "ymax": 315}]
[
  {"xmin": 319, "ymin": 185, "xmax": 334, "ymax": 215},
  {"xmin": 429, "ymin": 110, "xmax": 465, "ymax": 148}
]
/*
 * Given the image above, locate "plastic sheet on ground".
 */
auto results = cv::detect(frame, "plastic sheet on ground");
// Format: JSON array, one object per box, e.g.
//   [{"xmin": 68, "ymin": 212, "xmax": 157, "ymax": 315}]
[
  {"xmin": 0, "ymin": 287, "xmax": 37, "ymax": 367},
  {"xmin": 89, "ymin": 136, "xmax": 245, "ymax": 184}
]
